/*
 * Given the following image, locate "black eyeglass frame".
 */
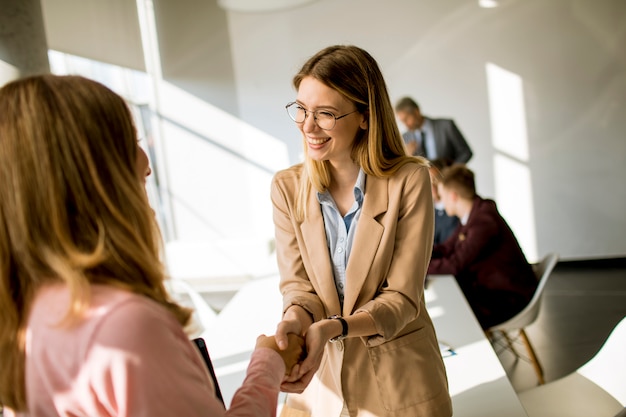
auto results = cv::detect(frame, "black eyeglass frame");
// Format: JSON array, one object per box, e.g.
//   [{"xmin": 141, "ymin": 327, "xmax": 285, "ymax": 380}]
[{"xmin": 285, "ymin": 101, "xmax": 359, "ymax": 131}]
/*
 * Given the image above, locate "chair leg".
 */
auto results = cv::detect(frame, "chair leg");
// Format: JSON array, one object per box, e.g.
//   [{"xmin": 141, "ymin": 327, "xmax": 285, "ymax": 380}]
[
  {"xmin": 486, "ymin": 329, "xmax": 521, "ymax": 358},
  {"xmin": 500, "ymin": 330, "xmax": 520, "ymax": 358},
  {"xmin": 519, "ymin": 328, "xmax": 545, "ymax": 385}
]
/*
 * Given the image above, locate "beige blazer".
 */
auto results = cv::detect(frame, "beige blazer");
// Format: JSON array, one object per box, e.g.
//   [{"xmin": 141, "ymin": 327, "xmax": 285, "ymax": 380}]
[{"xmin": 271, "ymin": 162, "xmax": 452, "ymax": 417}]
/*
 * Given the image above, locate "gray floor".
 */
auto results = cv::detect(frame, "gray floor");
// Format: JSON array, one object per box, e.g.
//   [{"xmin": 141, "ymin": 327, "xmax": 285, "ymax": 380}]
[{"xmin": 492, "ymin": 259, "xmax": 626, "ymax": 393}]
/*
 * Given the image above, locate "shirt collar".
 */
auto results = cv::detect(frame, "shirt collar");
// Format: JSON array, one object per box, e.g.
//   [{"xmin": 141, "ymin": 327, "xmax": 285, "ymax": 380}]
[
  {"xmin": 317, "ymin": 168, "xmax": 366, "ymax": 207},
  {"xmin": 354, "ymin": 168, "xmax": 366, "ymax": 206},
  {"xmin": 460, "ymin": 211, "xmax": 470, "ymax": 225}
]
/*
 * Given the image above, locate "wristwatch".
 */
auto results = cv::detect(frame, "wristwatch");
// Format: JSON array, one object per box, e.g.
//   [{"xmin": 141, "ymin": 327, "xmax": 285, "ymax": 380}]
[{"xmin": 328, "ymin": 315, "xmax": 348, "ymax": 342}]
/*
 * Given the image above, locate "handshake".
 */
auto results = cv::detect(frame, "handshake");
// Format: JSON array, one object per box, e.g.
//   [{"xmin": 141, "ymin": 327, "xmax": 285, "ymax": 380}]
[
  {"xmin": 256, "ymin": 333, "xmax": 306, "ymax": 376},
  {"xmin": 255, "ymin": 313, "xmax": 347, "ymax": 392}
]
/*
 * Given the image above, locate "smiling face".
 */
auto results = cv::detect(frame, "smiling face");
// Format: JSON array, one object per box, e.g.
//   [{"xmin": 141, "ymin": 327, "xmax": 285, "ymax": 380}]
[{"xmin": 295, "ymin": 76, "xmax": 367, "ymax": 166}]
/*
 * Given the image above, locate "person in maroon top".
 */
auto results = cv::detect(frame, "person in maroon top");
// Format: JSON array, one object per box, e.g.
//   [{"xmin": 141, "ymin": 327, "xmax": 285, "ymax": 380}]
[{"xmin": 427, "ymin": 164, "xmax": 537, "ymax": 329}]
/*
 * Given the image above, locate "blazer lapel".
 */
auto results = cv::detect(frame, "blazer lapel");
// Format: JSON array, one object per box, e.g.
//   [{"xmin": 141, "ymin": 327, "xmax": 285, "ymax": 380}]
[
  {"xmin": 343, "ymin": 174, "xmax": 388, "ymax": 314},
  {"xmin": 300, "ymin": 187, "xmax": 342, "ymax": 315}
]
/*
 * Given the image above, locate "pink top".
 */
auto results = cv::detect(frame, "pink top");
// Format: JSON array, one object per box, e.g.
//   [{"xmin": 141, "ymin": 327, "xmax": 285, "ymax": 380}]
[{"xmin": 7, "ymin": 284, "xmax": 285, "ymax": 417}]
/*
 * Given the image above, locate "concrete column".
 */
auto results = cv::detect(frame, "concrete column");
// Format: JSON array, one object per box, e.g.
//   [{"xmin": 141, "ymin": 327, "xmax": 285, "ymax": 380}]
[
  {"xmin": 0, "ymin": 0, "xmax": 50, "ymax": 86},
  {"xmin": 153, "ymin": 0, "xmax": 238, "ymax": 114}
]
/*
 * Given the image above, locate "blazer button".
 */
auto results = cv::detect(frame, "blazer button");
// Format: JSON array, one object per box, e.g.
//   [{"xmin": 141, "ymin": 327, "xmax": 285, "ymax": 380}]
[{"xmin": 336, "ymin": 340, "xmax": 344, "ymax": 351}]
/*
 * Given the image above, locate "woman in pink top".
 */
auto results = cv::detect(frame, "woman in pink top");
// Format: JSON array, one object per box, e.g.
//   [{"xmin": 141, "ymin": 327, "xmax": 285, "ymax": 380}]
[{"xmin": 0, "ymin": 74, "xmax": 303, "ymax": 416}]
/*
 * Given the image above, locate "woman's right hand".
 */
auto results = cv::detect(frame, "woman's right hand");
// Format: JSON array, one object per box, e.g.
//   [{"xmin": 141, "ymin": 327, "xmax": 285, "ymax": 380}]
[
  {"xmin": 275, "ymin": 305, "xmax": 313, "ymax": 350},
  {"xmin": 275, "ymin": 317, "xmax": 303, "ymax": 350},
  {"xmin": 279, "ymin": 317, "xmax": 339, "ymax": 393}
]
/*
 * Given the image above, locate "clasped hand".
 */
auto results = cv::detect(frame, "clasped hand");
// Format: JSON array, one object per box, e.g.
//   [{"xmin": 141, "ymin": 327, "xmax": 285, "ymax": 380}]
[{"xmin": 274, "ymin": 318, "xmax": 332, "ymax": 393}]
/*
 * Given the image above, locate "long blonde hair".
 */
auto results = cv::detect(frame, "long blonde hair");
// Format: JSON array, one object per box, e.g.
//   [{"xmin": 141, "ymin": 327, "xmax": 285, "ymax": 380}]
[
  {"xmin": 0, "ymin": 75, "xmax": 191, "ymax": 410},
  {"xmin": 291, "ymin": 45, "xmax": 426, "ymax": 220}
]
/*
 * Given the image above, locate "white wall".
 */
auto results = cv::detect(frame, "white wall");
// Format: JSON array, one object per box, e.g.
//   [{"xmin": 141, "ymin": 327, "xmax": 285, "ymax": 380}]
[{"xmin": 224, "ymin": 0, "xmax": 626, "ymax": 261}]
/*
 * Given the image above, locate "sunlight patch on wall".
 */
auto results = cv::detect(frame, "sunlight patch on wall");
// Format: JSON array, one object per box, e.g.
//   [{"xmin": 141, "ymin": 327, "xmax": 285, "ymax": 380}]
[
  {"xmin": 486, "ymin": 62, "xmax": 529, "ymax": 161},
  {"xmin": 486, "ymin": 62, "xmax": 537, "ymax": 262},
  {"xmin": 493, "ymin": 154, "xmax": 538, "ymax": 262},
  {"xmin": 157, "ymin": 79, "xmax": 289, "ymax": 242}
]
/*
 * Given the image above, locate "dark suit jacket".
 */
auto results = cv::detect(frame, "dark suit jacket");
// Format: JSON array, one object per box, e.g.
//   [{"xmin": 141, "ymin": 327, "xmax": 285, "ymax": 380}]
[
  {"xmin": 402, "ymin": 117, "xmax": 473, "ymax": 163},
  {"xmin": 428, "ymin": 196, "xmax": 536, "ymax": 328}
]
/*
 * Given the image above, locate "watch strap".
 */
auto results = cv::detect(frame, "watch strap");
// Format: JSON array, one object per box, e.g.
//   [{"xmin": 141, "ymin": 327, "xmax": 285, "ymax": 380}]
[{"xmin": 328, "ymin": 315, "xmax": 348, "ymax": 342}]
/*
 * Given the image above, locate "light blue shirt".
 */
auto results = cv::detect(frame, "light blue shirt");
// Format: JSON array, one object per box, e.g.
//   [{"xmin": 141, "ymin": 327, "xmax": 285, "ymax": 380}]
[
  {"xmin": 409, "ymin": 118, "xmax": 437, "ymax": 159},
  {"xmin": 317, "ymin": 169, "xmax": 366, "ymax": 308},
  {"xmin": 421, "ymin": 118, "xmax": 437, "ymax": 159}
]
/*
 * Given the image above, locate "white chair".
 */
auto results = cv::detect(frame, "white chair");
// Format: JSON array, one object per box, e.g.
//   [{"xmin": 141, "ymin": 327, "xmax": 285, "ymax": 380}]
[
  {"xmin": 487, "ymin": 252, "xmax": 560, "ymax": 384},
  {"xmin": 518, "ymin": 316, "xmax": 626, "ymax": 417}
]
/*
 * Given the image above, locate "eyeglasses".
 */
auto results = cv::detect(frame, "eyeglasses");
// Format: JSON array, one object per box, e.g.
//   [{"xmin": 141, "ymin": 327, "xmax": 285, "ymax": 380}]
[{"xmin": 285, "ymin": 102, "xmax": 359, "ymax": 131}]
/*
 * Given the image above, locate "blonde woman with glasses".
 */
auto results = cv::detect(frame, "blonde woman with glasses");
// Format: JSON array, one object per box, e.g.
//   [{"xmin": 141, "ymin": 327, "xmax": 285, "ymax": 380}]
[
  {"xmin": 273, "ymin": 45, "xmax": 452, "ymax": 417},
  {"xmin": 0, "ymin": 74, "xmax": 302, "ymax": 416}
]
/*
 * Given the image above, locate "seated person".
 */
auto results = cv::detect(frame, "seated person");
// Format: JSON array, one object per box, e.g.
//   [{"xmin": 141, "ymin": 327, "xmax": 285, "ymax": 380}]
[
  {"xmin": 429, "ymin": 158, "xmax": 459, "ymax": 245},
  {"xmin": 427, "ymin": 164, "xmax": 537, "ymax": 329},
  {"xmin": 0, "ymin": 74, "xmax": 304, "ymax": 417}
]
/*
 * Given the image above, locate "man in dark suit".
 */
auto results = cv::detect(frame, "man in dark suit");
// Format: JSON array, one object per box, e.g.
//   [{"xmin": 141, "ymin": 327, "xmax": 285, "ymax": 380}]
[
  {"xmin": 395, "ymin": 97, "xmax": 472, "ymax": 163},
  {"xmin": 427, "ymin": 164, "xmax": 537, "ymax": 329}
]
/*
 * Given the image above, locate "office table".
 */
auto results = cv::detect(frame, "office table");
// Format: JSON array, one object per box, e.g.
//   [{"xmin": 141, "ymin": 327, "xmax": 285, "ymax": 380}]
[
  {"xmin": 199, "ymin": 274, "xmax": 528, "ymax": 416},
  {"xmin": 426, "ymin": 274, "xmax": 528, "ymax": 416}
]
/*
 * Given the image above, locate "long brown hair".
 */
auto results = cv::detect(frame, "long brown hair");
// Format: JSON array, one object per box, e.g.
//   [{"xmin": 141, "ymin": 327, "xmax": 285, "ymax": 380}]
[
  {"xmin": 0, "ymin": 75, "xmax": 191, "ymax": 410},
  {"xmin": 291, "ymin": 45, "xmax": 426, "ymax": 220}
]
